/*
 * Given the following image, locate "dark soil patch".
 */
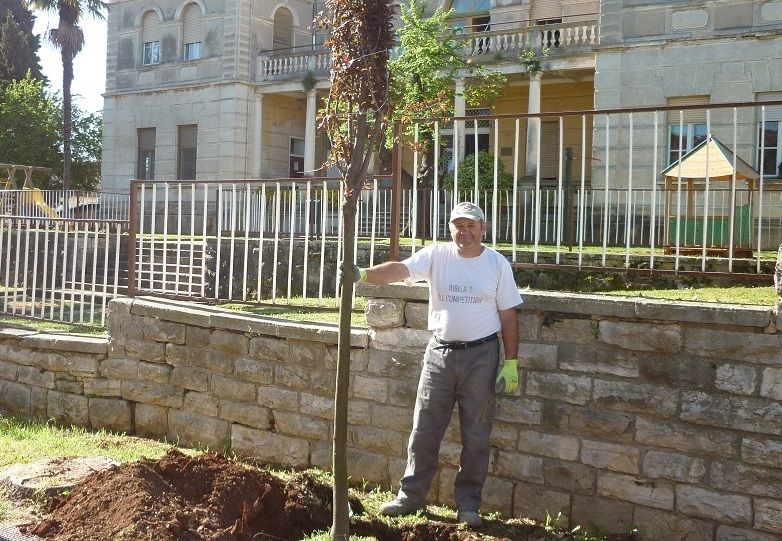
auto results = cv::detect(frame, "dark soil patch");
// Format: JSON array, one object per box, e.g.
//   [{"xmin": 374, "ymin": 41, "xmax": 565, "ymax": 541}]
[{"xmin": 20, "ymin": 449, "xmax": 629, "ymax": 541}]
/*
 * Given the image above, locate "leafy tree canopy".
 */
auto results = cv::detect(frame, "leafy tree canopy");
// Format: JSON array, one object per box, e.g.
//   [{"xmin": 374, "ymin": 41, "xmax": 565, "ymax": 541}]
[
  {"xmin": 443, "ymin": 151, "xmax": 514, "ymax": 191},
  {"xmin": 0, "ymin": 0, "xmax": 43, "ymax": 84}
]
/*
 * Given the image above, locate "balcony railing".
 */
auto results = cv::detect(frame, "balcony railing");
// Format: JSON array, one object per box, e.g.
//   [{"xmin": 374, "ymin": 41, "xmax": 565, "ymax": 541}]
[{"xmin": 256, "ymin": 19, "xmax": 598, "ymax": 82}]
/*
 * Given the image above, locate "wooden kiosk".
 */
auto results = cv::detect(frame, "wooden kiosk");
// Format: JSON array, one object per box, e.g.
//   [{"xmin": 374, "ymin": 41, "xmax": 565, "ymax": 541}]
[{"xmin": 660, "ymin": 136, "xmax": 759, "ymax": 256}]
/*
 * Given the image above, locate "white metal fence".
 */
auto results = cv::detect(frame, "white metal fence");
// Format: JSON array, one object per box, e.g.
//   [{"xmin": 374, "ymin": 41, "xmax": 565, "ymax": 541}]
[{"xmin": 0, "ymin": 190, "xmax": 131, "ymax": 220}]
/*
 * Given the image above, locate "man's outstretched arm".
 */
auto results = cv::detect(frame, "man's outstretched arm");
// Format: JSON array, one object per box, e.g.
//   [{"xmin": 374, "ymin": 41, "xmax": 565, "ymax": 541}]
[{"xmin": 363, "ymin": 261, "xmax": 410, "ymax": 284}]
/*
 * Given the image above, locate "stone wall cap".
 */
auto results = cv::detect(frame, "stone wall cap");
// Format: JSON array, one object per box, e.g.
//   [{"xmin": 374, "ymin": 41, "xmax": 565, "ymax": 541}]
[
  {"xmin": 521, "ymin": 291, "xmax": 772, "ymax": 328},
  {"xmin": 0, "ymin": 327, "xmax": 38, "ymax": 339},
  {"xmin": 130, "ymin": 297, "xmax": 212, "ymax": 327},
  {"xmin": 18, "ymin": 333, "xmax": 109, "ymax": 354},
  {"xmin": 357, "ymin": 283, "xmax": 428, "ymax": 301}
]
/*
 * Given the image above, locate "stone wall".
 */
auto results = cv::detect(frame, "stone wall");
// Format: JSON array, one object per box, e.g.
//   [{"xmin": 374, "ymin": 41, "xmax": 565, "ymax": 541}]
[{"xmin": 2, "ymin": 291, "xmax": 782, "ymax": 540}]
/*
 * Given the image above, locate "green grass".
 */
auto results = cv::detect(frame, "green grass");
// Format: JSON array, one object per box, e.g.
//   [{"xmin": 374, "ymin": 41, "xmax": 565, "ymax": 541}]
[
  {"xmin": 598, "ymin": 285, "xmax": 776, "ymax": 306},
  {"xmin": 0, "ymin": 415, "xmax": 185, "ymax": 468},
  {"xmin": 0, "ymin": 315, "xmax": 106, "ymax": 335},
  {"xmin": 221, "ymin": 296, "xmax": 369, "ymax": 327}
]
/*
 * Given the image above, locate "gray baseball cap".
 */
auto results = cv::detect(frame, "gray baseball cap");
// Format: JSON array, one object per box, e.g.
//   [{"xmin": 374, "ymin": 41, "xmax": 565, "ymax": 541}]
[{"xmin": 449, "ymin": 202, "xmax": 485, "ymax": 222}]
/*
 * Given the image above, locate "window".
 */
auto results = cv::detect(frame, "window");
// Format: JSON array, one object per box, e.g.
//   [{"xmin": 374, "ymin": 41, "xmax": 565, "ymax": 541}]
[
  {"xmin": 667, "ymin": 96, "xmax": 709, "ymax": 165},
  {"xmin": 757, "ymin": 93, "xmax": 782, "ymax": 179},
  {"xmin": 177, "ymin": 125, "xmax": 198, "ymax": 180},
  {"xmin": 442, "ymin": 108, "xmax": 491, "ymax": 172},
  {"xmin": 531, "ymin": 0, "xmax": 562, "ymax": 23},
  {"xmin": 182, "ymin": 3, "xmax": 202, "ymax": 60},
  {"xmin": 141, "ymin": 11, "xmax": 161, "ymax": 65},
  {"xmin": 273, "ymin": 7, "xmax": 293, "ymax": 52},
  {"xmin": 137, "ymin": 128, "xmax": 156, "ymax": 180},
  {"xmin": 450, "ymin": 0, "xmax": 491, "ymax": 36}
]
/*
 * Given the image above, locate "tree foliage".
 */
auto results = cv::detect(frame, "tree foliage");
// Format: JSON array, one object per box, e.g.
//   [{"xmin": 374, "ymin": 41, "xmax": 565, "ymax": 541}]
[
  {"xmin": 0, "ymin": 72, "xmax": 102, "ymax": 189},
  {"xmin": 443, "ymin": 151, "xmax": 514, "ymax": 191},
  {"xmin": 0, "ymin": 0, "xmax": 43, "ymax": 84}
]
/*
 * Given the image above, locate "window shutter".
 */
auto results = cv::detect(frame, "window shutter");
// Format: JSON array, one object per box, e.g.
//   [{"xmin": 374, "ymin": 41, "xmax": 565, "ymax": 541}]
[
  {"xmin": 182, "ymin": 4, "xmax": 202, "ymax": 44},
  {"xmin": 667, "ymin": 96, "xmax": 709, "ymax": 125},
  {"xmin": 141, "ymin": 11, "xmax": 160, "ymax": 43},
  {"xmin": 178, "ymin": 125, "xmax": 198, "ymax": 148},
  {"xmin": 539, "ymin": 121, "xmax": 560, "ymax": 179},
  {"xmin": 138, "ymin": 128, "xmax": 156, "ymax": 151},
  {"xmin": 757, "ymin": 92, "xmax": 782, "ymax": 121},
  {"xmin": 531, "ymin": 0, "xmax": 562, "ymax": 21},
  {"xmin": 273, "ymin": 8, "xmax": 293, "ymax": 51}
]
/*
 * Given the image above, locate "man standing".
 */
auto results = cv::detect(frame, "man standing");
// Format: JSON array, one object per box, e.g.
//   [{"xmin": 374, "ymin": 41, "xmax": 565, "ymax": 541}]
[{"xmin": 349, "ymin": 202, "xmax": 522, "ymax": 527}]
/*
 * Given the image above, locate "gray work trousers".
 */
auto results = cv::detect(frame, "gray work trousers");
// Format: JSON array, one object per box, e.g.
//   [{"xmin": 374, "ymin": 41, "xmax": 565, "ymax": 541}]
[{"xmin": 396, "ymin": 335, "xmax": 500, "ymax": 512}]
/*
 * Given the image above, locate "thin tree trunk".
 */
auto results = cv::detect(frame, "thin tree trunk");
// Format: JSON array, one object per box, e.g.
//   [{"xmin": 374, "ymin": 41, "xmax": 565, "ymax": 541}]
[
  {"xmin": 332, "ymin": 189, "xmax": 358, "ymax": 541},
  {"xmin": 61, "ymin": 47, "xmax": 73, "ymax": 194}
]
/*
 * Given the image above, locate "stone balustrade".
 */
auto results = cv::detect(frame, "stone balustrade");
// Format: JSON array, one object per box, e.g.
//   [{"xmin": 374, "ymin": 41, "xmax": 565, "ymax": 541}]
[{"xmin": 1, "ymin": 289, "xmax": 781, "ymax": 540}]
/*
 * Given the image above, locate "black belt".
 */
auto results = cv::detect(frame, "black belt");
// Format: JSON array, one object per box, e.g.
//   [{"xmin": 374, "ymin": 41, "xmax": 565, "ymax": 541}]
[{"xmin": 433, "ymin": 333, "xmax": 498, "ymax": 350}]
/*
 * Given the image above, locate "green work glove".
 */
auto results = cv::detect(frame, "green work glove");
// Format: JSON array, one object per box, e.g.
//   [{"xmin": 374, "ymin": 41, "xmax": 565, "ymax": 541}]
[
  {"xmin": 338, "ymin": 264, "xmax": 367, "ymax": 284},
  {"xmin": 495, "ymin": 359, "xmax": 519, "ymax": 394}
]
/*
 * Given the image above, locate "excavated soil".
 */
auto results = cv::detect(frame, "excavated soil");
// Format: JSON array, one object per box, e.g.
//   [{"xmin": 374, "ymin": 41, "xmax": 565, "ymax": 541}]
[{"xmin": 20, "ymin": 450, "xmax": 630, "ymax": 541}]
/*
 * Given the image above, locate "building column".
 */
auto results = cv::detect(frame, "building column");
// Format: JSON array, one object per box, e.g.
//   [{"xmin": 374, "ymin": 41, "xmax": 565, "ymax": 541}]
[
  {"xmin": 455, "ymin": 77, "xmax": 466, "ymax": 163},
  {"xmin": 253, "ymin": 92, "xmax": 264, "ymax": 178},
  {"xmin": 304, "ymin": 89, "xmax": 317, "ymax": 176},
  {"xmin": 525, "ymin": 73, "xmax": 542, "ymax": 177}
]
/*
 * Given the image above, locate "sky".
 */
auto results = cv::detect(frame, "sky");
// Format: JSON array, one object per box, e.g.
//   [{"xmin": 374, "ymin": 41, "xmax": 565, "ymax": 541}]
[{"xmin": 32, "ymin": 9, "xmax": 108, "ymax": 114}]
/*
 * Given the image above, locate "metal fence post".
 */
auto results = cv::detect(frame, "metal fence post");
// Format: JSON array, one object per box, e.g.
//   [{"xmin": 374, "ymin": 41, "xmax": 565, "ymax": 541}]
[
  {"xmin": 391, "ymin": 121, "xmax": 402, "ymax": 261},
  {"xmin": 127, "ymin": 180, "xmax": 139, "ymax": 297}
]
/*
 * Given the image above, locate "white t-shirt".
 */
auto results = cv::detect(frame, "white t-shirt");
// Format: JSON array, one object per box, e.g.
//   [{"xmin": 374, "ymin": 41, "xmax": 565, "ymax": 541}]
[{"xmin": 403, "ymin": 243, "xmax": 523, "ymax": 342}]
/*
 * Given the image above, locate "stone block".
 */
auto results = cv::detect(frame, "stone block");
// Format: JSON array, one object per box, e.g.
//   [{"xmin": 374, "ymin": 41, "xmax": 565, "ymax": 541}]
[
  {"xmin": 596, "ymin": 472, "xmax": 674, "ymax": 510},
  {"xmin": 517, "ymin": 343, "xmax": 558, "ymax": 370},
  {"xmin": 716, "ymin": 526, "xmax": 780, "ymax": 541},
  {"xmin": 257, "ymin": 387, "xmax": 299, "ymax": 411},
  {"xmin": 541, "ymin": 315, "xmax": 597, "ymax": 343},
  {"xmin": 684, "ymin": 328, "xmax": 782, "ymax": 365},
  {"xmin": 121, "ymin": 381, "xmax": 184, "ymax": 408},
  {"xmin": 165, "ymin": 344, "xmax": 204, "ymax": 367},
  {"xmin": 288, "ymin": 340, "xmax": 326, "ymax": 369},
  {"xmin": 233, "ymin": 357, "xmax": 274, "ymax": 384},
  {"xmin": 580, "ymin": 440, "xmax": 640, "ymax": 474},
  {"xmin": 369, "ymin": 404, "xmax": 412, "ymax": 433},
  {"xmin": 0, "ymin": 359, "xmax": 17, "ymax": 380},
  {"xmin": 134, "ymin": 404, "xmax": 168, "ymax": 438},
  {"xmin": 183, "ymin": 391, "xmax": 219, "ymax": 417},
  {"xmin": 633, "ymin": 508, "xmax": 713, "ymax": 541},
  {"xmin": 518, "ymin": 312, "xmax": 542, "ymax": 341},
  {"xmin": 543, "ymin": 460, "xmax": 595, "ymax": 494},
  {"xmin": 66, "ymin": 354, "xmax": 101, "ymax": 378},
  {"xmin": 0, "ymin": 380, "xmax": 31, "ymax": 414},
  {"xmin": 404, "ymin": 302, "xmax": 428, "ymax": 329},
  {"xmin": 197, "ymin": 350, "xmax": 235, "ymax": 374},
  {"xmin": 298, "ymin": 393, "xmax": 334, "ymax": 421},
  {"xmin": 137, "ymin": 362, "xmax": 171, "ymax": 384},
  {"xmin": 638, "ymin": 354, "xmax": 714, "ymax": 390},
  {"xmin": 218, "ymin": 399, "xmax": 271, "ymax": 429},
  {"xmin": 518, "ymin": 429, "xmax": 579, "ymax": 461},
  {"xmin": 365, "ymin": 298, "xmax": 406, "ymax": 328},
  {"xmin": 642, "ymin": 450, "xmax": 706, "ymax": 483},
  {"xmin": 710, "ymin": 461, "xmax": 782, "ymax": 498},
  {"xmin": 89, "ymin": 398, "xmax": 132, "ymax": 432},
  {"xmin": 675, "ymin": 485, "xmax": 751, "ymax": 525},
  {"xmin": 568, "ymin": 408, "xmax": 634, "ymax": 443},
  {"xmin": 348, "ymin": 399, "xmax": 371, "ymax": 426},
  {"xmin": 17, "ymin": 366, "xmax": 55, "ymax": 390},
  {"xmin": 210, "ymin": 329, "xmax": 249, "ymax": 355},
  {"xmin": 274, "ymin": 411, "xmax": 329, "ymax": 440},
  {"xmin": 370, "ymin": 327, "xmax": 431, "ymax": 354},
  {"xmin": 28, "ymin": 351, "xmax": 66, "ymax": 371},
  {"xmin": 681, "ymin": 392, "xmax": 782, "ymax": 435},
  {"xmin": 170, "ymin": 366, "xmax": 210, "ymax": 392},
  {"xmin": 514, "ymin": 482, "xmax": 570, "ymax": 522},
  {"xmin": 231, "ymin": 424, "xmax": 309, "ymax": 468},
  {"xmin": 352, "ymin": 375, "xmax": 388, "ymax": 403},
  {"xmin": 274, "ymin": 365, "xmax": 309, "ymax": 390},
  {"xmin": 324, "ymin": 345, "xmax": 369, "ymax": 372},
  {"xmin": 387, "ymin": 380, "xmax": 417, "ymax": 407},
  {"xmin": 494, "ymin": 452, "xmax": 544, "ymax": 483},
  {"xmin": 760, "ymin": 367, "xmax": 782, "ymax": 400},
  {"xmin": 571, "ymin": 495, "xmax": 634, "ymax": 535},
  {"xmin": 310, "ymin": 443, "xmax": 389, "ymax": 484},
  {"xmin": 21, "ymin": 334, "xmax": 108, "ymax": 354},
  {"xmin": 593, "ymin": 380, "xmax": 678, "ymax": 418},
  {"xmin": 100, "ymin": 358, "xmax": 139, "ymax": 380},
  {"xmin": 527, "ymin": 372, "xmax": 591, "ymax": 405},
  {"xmin": 496, "ymin": 397, "xmax": 543, "ymax": 425},
  {"xmin": 716, "ymin": 364, "xmax": 757, "ymax": 395},
  {"xmin": 598, "ymin": 321, "xmax": 681, "ymax": 353},
  {"xmin": 248, "ymin": 336, "xmax": 287, "ymax": 362},
  {"xmin": 366, "ymin": 350, "xmax": 422, "ymax": 379},
  {"xmin": 47, "ymin": 390, "xmax": 89, "ymax": 426},
  {"xmin": 754, "ymin": 499, "xmax": 782, "ymax": 534},
  {"xmin": 558, "ymin": 343, "xmax": 639, "ymax": 377},
  {"xmin": 635, "ymin": 417, "xmax": 737, "ymax": 456},
  {"xmin": 55, "ymin": 379, "xmax": 83, "ymax": 394},
  {"xmin": 349, "ymin": 425, "xmax": 408, "ymax": 456},
  {"xmin": 741, "ymin": 436, "xmax": 782, "ymax": 469},
  {"xmin": 478, "ymin": 475, "xmax": 514, "ymax": 515},
  {"xmin": 211, "ymin": 375, "xmax": 256, "ymax": 401},
  {"xmin": 168, "ymin": 409, "xmax": 230, "ymax": 450},
  {"xmin": 143, "ymin": 318, "xmax": 186, "ymax": 344},
  {"xmin": 84, "ymin": 378, "xmax": 121, "ymax": 398},
  {"xmin": 187, "ymin": 326, "xmax": 212, "ymax": 348},
  {"xmin": 490, "ymin": 422, "xmax": 518, "ymax": 449},
  {"xmin": 124, "ymin": 338, "xmax": 166, "ymax": 363},
  {"xmin": 309, "ymin": 371, "xmax": 336, "ymax": 395}
]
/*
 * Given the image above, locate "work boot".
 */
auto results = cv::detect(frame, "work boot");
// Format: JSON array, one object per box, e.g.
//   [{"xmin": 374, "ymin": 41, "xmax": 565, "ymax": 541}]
[
  {"xmin": 457, "ymin": 509, "xmax": 482, "ymax": 527},
  {"xmin": 378, "ymin": 499, "xmax": 424, "ymax": 517}
]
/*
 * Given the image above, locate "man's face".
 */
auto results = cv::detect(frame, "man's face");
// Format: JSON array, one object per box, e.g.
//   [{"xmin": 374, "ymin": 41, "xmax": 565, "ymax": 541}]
[{"xmin": 449, "ymin": 218, "xmax": 486, "ymax": 249}]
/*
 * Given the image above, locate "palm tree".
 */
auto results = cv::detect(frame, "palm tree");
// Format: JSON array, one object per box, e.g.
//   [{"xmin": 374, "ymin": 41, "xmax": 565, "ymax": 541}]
[{"xmin": 27, "ymin": 0, "xmax": 106, "ymax": 193}]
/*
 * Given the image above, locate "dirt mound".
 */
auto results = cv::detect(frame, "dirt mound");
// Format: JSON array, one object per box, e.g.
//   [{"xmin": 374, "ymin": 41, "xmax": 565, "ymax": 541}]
[{"xmin": 23, "ymin": 450, "xmax": 476, "ymax": 541}]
